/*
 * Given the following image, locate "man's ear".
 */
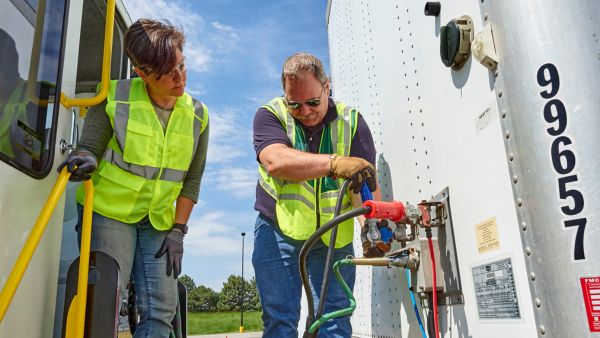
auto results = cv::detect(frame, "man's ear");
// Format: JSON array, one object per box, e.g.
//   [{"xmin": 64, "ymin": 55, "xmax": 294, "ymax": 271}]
[
  {"xmin": 134, "ymin": 67, "xmax": 149, "ymax": 82},
  {"xmin": 324, "ymin": 79, "xmax": 331, "ymax": 96}
]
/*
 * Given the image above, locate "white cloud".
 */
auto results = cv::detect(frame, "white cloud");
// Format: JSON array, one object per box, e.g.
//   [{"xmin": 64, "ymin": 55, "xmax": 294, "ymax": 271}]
[
  {"xmin": 185, "ymin": 210, "xmax": 254, "ymax": 257},
  {"xmin": 123, "ymin": 0, "xmax": 204, "ymax": 33},
  {"xmin": 203, "ymin": 167, "xmax": 257, "ymax": 197},
  {"xmin": 185, "ymin": 84, "xmax": 206, "ymax": 97},
  {"xmin": 185, "ymin": 44, "xmax": 211, "ymax": 73},
  {"xmin": 205, "ymin": 106, "xmax": 254, "ymax": 163},
  {"xmin": 122, "ymin": 0, "xmax": 211, "ymax": 73},
  {"xmin": 211, "ymin": 21, "xmax": 235, "ymax": 33},
  {"xmin": 208, "ymin": 107, "xmax": 241, "ymax": 139},
  {"xmin": 207, "ymin": 143, "xmax": 246, "ymax": 163}
]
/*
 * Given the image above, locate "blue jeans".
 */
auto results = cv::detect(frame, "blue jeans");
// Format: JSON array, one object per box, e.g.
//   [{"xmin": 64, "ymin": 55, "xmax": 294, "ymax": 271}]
[
  {"xmin": 252, "ymin": 214, "xmax": 356, "ymax": 338},
  {"xmin": 76, "ymin": 205, "xmax": 177, "ymax": 338}
]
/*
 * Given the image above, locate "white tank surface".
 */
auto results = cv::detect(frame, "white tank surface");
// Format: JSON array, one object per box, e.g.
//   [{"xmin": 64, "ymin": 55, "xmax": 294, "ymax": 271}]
[{"xmin": 327, "ymin": 0, "xmax": 599, "ymax": 337}]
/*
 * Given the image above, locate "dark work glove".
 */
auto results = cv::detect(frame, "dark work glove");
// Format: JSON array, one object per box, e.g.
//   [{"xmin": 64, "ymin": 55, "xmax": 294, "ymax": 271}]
[
  {"xmin": 155, "ymin": 223, "xmax": 187, "ymax": 278},
  {"xmin": 57, "ymin": 149, "xmax": 98, "ymax": 182},
  {"xmin": 329, "ymin": 155, "xmax": 377, "ymax": 194}
]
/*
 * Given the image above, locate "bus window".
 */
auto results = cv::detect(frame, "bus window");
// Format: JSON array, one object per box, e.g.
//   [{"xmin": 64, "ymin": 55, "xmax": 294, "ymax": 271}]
[
  {"xmin": 0, "ymin": 0, "xmax": 67, "ymax": 178},
  {"xmin": 75, "ymin": 0, "xmax": 129, "ymax": 94}
]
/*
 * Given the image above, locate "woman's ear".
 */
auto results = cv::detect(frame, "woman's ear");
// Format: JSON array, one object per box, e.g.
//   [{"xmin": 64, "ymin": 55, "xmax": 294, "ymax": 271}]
[{"xmin": 134, "ymin": 67, "xmax": 149, "ymax": 82}]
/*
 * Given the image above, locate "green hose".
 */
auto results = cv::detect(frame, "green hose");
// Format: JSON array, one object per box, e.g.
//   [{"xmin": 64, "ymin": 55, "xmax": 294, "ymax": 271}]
[{"xmin": 308, "ymin": 258, "xmax": 356, "ymax": 333}]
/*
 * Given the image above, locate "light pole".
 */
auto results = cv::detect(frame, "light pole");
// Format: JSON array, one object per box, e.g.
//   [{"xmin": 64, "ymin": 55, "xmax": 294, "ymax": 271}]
[{"xmin": 239, "ymin": 232, "xmax": 246, "ymax": 333}]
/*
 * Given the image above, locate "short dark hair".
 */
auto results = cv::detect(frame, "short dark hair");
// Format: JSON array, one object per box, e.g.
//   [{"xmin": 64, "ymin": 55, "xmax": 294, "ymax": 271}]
[{"xmin": 124, "ymin": 19, "xmax": 185, "ymax": 79}]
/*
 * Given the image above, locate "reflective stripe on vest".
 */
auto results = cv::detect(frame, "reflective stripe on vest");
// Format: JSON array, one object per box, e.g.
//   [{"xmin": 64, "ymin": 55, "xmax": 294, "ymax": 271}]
[
  {"xmin": 76, "ymin": 78, "xmax": 208, "ymax": 230},
  {"xmin": 258, "ymin": 97, "xmax": 358, "ymax": 248},
  {"xmin": 110, "ymin": 79, "xmax": 206, "ymax": 180}
]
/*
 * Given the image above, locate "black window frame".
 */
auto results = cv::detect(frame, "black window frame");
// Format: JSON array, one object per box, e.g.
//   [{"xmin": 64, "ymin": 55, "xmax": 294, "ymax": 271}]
[{"xmin": 0, "ymin": 0, "xmax": 70, "ymax": 179}]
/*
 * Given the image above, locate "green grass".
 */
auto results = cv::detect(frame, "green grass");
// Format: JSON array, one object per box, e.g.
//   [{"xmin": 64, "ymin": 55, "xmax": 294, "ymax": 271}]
[{"xmin": 187, "ymin": 311, "xmax": 263, "ymax": 335}]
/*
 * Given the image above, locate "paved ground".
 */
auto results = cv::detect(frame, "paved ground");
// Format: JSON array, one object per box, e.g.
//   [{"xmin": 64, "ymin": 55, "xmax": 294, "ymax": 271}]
[
  {"xmin": 189, "ymin": 332, "xmax": 262, "ymax": 338},
  {"xmin": 120, "ymin": 331, "xmax": 262, "ymax": 338}
]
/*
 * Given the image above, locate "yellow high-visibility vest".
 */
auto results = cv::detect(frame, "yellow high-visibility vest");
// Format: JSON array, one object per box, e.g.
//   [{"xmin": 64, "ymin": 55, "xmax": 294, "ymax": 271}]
[
  {"xmin": 258, "ymin": 97, "xmax": 358, "ymax": 248},
  {"xmin": 76, "ymin": 78, "xmax": 208, "ymax": 230}
]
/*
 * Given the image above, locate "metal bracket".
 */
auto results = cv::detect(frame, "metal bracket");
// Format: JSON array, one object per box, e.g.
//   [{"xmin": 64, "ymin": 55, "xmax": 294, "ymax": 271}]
[{"xmin": 412, "ymin": 187, "xmax": 464, "ymax": 307}]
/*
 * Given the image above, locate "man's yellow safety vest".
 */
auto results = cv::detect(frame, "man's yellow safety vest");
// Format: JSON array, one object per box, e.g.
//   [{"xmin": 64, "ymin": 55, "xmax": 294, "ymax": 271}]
[
  {"xmin": 76, "ymin": 78, "xmax": 208, "ymax": 230},
  {"xmin": 258, "ymin": 97, "xmax": 358, "ymax": 248}
]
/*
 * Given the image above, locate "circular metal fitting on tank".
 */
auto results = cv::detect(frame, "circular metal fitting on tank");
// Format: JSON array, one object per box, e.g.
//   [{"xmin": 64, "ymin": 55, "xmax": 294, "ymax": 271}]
[{"xmin": 440, "ymin": 15, "xmax": 474, "ymax": 70}]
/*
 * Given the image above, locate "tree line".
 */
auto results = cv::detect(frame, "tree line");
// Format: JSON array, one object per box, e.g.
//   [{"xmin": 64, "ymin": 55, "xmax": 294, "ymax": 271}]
[{"xmin": 178, "ymin": 274, "xmax": 261, "ymax": 312}]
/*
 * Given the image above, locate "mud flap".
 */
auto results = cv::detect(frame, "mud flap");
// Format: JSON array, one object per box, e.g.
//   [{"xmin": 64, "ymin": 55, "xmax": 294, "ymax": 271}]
[
  {"xmin": 61, "ymin": 251, "xmax": 120, "ymax": 338},
  {"xmin": 171, "ymin": 281, "xmax": 188, "ymax": 338}
]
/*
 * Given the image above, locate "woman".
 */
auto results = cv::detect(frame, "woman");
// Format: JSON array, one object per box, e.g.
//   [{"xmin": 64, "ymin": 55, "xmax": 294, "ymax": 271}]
[{"xmin": 59, "ymin": 18, "xmax": 209, "ymax": 337}]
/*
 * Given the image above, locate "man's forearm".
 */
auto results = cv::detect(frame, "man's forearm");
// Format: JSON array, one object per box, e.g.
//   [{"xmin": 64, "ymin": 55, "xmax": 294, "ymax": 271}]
[{"xmin": 260, "ymin": 144, "xmax": 331, "ymax": 181}]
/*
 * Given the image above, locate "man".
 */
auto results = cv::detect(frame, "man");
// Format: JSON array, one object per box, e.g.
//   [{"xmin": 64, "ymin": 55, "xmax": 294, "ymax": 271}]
[
  {"xmin": 58, "ymin": 19, "xmax": 208, "ymax": 338},
  {"xmin": 252, "ymin": 53, "xmax": 380, "ymax": 338}
]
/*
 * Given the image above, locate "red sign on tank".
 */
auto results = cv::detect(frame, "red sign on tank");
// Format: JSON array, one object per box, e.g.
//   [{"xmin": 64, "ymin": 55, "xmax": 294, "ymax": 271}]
[{"xmin": 581, "ymin": 277, "xmax": 600, "ymax": 332}]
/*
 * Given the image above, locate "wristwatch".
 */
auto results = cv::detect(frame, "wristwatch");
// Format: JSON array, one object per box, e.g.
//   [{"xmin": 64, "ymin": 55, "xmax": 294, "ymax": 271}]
[
  {"xmin": 328, "ymin": 153, "xmax": 338, "ymax": 177},
  {"xmin": 173, "ymin": 223, "xmax": 188, "ymax": 234}
]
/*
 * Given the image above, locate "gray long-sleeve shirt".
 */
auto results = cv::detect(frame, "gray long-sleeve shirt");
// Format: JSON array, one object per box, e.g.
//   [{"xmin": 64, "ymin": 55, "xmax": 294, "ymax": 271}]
[{"xmin": 77, "ymin": 99, "xmax": 209, "ymax": 202}]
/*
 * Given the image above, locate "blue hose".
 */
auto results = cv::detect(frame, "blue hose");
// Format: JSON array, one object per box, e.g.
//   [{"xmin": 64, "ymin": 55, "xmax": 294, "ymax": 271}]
[
  {"xmin": 360, "ymin": 183, "xmax": 373, "ymax": 202},
  {"xmin": 406, "ymin": 269, "xmax": 427, "ymax": 338}
]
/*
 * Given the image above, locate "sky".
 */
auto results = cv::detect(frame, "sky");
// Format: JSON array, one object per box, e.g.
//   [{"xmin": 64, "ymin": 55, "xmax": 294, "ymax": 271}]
[{"xmin": 122, "ymin": 0, "xmax": 331, "ymax": 291}]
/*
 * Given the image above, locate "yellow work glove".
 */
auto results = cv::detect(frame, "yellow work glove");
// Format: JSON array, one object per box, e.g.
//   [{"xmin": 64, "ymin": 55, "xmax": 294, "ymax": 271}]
[{"xmin": 329, "ymin": 155, "xmax": 377, "ymax": 193}]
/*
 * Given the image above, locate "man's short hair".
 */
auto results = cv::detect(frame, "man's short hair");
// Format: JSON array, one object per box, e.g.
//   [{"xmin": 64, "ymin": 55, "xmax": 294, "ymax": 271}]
[
  {"xmin": 124, "ymin": 19, "xmax": 184, "ymax": 79},
  {"xmin": 281, "ymin": 53, "xmax": 328, "ymax": 90}
]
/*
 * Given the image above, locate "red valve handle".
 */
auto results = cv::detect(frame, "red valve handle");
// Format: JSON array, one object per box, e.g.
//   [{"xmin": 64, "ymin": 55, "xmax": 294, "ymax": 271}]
[
  {"xmin": 362, "ymin": 200, "xmax": 406, "ymax": 222},
  {"xmin": 418, "ymin": 204, "xmax": 431, "ymax": 227}
]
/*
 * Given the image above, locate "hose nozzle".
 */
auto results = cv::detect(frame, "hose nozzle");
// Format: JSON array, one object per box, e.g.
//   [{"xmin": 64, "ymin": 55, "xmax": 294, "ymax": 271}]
[{"xmin": 351, "ymin": 247, "xmax": 419, "ymax": 270}]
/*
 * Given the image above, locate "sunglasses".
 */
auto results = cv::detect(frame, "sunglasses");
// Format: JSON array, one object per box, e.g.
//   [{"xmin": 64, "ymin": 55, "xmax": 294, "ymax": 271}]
[
  {"xmin": 285, "ymin": 98, "xmax": 322, "ymax": 110},
  {"xmin": 168, "ymin": 58, "xmax": 187, "ymax": 77}
]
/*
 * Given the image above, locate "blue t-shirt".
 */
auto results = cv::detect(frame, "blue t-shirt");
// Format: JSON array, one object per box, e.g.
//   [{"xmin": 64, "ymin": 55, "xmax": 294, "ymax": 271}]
[{"xmin": 252, "ymin": 98, "xmax": 376, "ymax": 224}]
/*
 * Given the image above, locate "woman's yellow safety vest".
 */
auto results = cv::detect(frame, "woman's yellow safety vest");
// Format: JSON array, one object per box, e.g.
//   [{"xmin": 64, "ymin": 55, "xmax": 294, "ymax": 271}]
[
  {"xmin": 76, "ymin": 78, "xmax": 208, "ymax": 230},
  {"xmin": 258, "ymin": 97, "xmax": 358, "ymax": 248}
]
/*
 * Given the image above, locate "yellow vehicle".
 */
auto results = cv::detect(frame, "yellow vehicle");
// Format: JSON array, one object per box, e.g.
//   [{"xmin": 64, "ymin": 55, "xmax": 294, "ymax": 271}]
[{"xmin": 0, "ymin": 0, "xmax": 132, "ymax": 336}]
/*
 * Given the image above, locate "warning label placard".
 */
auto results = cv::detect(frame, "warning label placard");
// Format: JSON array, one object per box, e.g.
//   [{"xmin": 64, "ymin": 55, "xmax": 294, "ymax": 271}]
[
  {"xmin": 581, "ymin": 277, "xmax": 600, "ymax": 332},
  {"xmin": 475, "ymin": 217, "xmax": 500, "ymax": 254}
]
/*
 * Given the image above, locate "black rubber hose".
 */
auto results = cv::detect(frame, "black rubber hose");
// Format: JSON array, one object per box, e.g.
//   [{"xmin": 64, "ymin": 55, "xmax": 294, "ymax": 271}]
[
  {"xmin": 427, "ymin": 292, "xmax": 435, "ymax": 338},
  {"xmin": 300, "ymin": 205, "xmax": 372, "ymax": 337},
  {"xmin": 315, "ymin": 180, "xmax": 350, "ymax": 325}
]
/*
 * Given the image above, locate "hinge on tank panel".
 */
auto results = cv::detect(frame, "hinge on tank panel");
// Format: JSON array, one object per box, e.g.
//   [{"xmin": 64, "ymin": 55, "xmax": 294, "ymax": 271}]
[{"xmin": 472, "ymin": 22, "xmax": 498, "ymax": 71}]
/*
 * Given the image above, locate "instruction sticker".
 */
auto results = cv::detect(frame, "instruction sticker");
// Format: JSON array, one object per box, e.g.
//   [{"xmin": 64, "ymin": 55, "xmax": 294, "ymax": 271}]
[
  {"xmin": 472, "ymin": 258, "xmax": 520, "ymax": 319},
  {"xmin": 581, "ymin": 277, "xmax": 600, "ymax": 332},
  {"xmin": 475, "ymin": 217, "xmax": 500, "ymax": 254}
]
